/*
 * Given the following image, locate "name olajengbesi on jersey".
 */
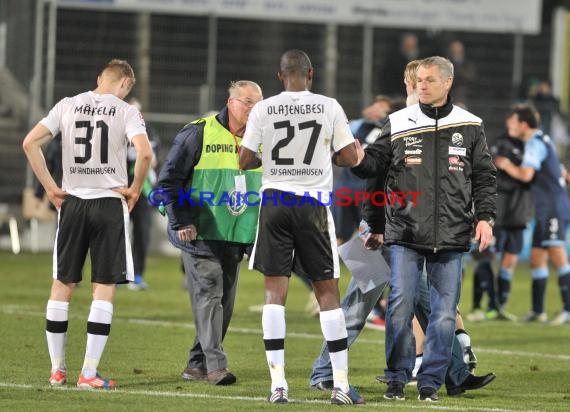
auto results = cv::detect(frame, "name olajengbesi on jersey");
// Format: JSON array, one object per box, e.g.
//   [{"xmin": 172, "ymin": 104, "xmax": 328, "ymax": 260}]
[
  {"xmin": 147, "ymin": 187, "xmax": 422, "ymax": 208},
  {"xmin": 267, "ymin": 103, "xmax": 325, "ymax": 116}
]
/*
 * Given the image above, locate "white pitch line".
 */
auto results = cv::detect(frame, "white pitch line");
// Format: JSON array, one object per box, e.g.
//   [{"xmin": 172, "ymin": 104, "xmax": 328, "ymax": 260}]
[
  {"xmin": 476, "ymin": 348, "xmax": 570, "ymax": 361},
  {"xmin": 2, "ymin": 304, "xmax": 569, "ymax": 361},
  {"xmin": 0, "ymin": 382, "xmax": 539, "ymax": 412}
]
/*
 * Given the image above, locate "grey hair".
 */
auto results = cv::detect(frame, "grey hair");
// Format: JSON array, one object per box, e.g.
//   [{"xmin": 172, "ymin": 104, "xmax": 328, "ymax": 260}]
[
  {"xmin": 228, "ymin": 80, "xmax": 262, "ymax": 98},
  {"xmin": 419, "ymin": 56, "xmax": 454, "ymax": 80}
]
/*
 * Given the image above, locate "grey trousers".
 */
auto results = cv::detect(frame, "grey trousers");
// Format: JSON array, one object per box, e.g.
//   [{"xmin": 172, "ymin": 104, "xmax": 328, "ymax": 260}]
[{"xmin": 182, "ymin": 247, "xmax": 242, "ymax": 373}]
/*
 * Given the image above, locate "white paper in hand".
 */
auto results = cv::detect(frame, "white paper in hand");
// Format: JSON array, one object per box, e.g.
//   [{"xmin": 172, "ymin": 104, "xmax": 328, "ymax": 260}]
[{"xmin": 338, "ymin": 236, "xmax": 390, "ymax": 294}]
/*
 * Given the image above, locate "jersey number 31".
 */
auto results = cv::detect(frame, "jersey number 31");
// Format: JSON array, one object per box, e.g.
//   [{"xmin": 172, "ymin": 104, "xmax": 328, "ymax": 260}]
[{"xmin": 74, "ymin": 120, "xmax": 109, "ymax": 164}]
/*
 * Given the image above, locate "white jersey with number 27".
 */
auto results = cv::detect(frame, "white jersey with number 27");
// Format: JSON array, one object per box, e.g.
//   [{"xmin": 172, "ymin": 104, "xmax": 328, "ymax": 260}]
[
  {"xmin": 241, "ymin": 90, "xmax": 355, "ymax": 202},
  {"xmin": 40, "ymin": 91, "xmax": 147, "ymax": 199}
]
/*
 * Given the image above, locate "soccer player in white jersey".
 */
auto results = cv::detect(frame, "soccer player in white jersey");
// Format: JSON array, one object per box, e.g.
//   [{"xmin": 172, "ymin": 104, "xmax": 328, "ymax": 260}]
[
  {"xmin": 23, "ymin": 59, "xmax": 152, "ymax": 390},
  {"xmin": 239, "ymin": 49, "xmax": 364, "ymax": 405}
]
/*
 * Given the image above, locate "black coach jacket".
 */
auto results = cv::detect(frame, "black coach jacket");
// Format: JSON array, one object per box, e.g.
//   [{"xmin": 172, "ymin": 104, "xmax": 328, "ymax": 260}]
[{"xmin": 352, "ymin": 97, "xmax": 497, "ymax": 253}]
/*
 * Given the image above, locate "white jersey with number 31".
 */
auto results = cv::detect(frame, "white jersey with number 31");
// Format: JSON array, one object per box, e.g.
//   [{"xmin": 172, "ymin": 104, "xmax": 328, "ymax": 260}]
[
  {"xmin": 241, "ymin": 90, "xmax": 355, "ymax": 202},
  {"xmin": 40, "ymin": 91, "xmax": 147, "ymax": 199}
]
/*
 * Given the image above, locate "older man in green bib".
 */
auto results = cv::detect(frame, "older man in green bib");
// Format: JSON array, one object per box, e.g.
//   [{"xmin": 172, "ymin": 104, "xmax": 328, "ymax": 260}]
[{"xmin": 158, "ymin": 80, "xmax": 263, "ymax": 385}]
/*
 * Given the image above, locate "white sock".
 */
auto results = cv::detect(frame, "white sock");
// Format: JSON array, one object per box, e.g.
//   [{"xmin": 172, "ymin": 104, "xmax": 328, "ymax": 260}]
[
  {"xmin": 46, "ymin": 300, "xmax": 69, "ymax": 372},
  {"xmin": 455, "ymin": 330, "xmax": 471, "ymax": 351},
  {"xmin": 262, "ymin": 304, "xmax": 287, "ymax": 391},
  {"xmin": 82, "ymin": 300, "xmax": 113, "ymax": 379},
  {"xmin": 413, "ymin": 354, "xmax": 422, "ymax": 378},
  {"xmin": 320, "ymin": 308, "xmax": 349, "ymax": 392}
]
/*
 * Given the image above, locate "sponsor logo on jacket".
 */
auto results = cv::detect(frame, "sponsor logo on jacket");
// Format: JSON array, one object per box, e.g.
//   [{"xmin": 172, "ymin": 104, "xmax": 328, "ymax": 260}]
[
  {"xmin": 404, "ymin": 136, "xmax": 422, "ymax": 147},
  {"xmin": 448, "ymin": 155, "xmax": 465, "ymax": 171},
  {"xmin": 405, "ymin": 156, "xmax": 422, "ymax": 165}
]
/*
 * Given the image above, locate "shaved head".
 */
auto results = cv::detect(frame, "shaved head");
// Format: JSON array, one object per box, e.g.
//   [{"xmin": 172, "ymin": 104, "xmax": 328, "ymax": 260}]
[{"xmin": 279, "ymin": 49, "xmax": 312, "ymax": 77}]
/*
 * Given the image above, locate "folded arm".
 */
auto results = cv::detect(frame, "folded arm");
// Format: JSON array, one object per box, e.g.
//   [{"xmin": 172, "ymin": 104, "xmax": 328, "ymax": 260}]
[{"xmin": 22, "ymin": 123, "xmax": 67, "ymax": 209}]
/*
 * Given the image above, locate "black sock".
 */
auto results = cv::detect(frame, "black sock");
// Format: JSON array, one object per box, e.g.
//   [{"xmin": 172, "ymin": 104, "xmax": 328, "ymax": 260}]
[
  {"xmin": 532, "ymin": 278, "xmax": 547, "ymax": 314},
  {"xmin": 498, "ymin": 277, "xmax": 511, "ymax": 307},
  {"xmin": 476, "ymin": 261, "xmax": 496, "ymax": 310},
  {"xmin": 558, "ymin": 273, "xmax": 570, "ymax": 312},
  {"xmin": 473, "ymin": 264, "xmax": 484, "ymax": 309}
]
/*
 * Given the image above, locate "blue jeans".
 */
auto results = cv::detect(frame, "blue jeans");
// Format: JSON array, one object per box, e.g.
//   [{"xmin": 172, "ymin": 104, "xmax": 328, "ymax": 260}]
[
  {"xmin": 385, "ymin": 245, "xmax": 463, "ymax": 390},
  {"xmin": 414, "ymin": 271, "xmax": 470, "ymax": 388},
  {"xmin": 309, "ymin": 262, "xmax": 469, "ymax": 388}
]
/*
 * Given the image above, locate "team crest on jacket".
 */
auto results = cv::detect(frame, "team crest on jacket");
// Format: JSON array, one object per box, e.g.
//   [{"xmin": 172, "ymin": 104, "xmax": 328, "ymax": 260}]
[
  {"xmin": 451, "ymin": 133, "xmax": 463, "ymax": 146},
  {"xmin": 227, "ymin": 189, "xmax": 248, "ymax": 216}
]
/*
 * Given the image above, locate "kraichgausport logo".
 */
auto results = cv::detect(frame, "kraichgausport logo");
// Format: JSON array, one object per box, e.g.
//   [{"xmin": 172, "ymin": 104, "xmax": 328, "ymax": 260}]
[{"xmin": 147, "ymin": 188, "xmax": 422, "ymax": 208}]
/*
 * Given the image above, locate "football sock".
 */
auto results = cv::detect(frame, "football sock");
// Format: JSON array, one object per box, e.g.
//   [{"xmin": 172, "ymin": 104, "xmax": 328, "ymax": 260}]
[
  {"xmin": 473, "ymin": 260, "xmax": 495, "ymax": 309},
  {"xmin": 531, "ymin": 267, "xmax": 548, "ymax": 314},
  {"xmin": 478, "ymin": 260, "xmax": 497, "ymax": 310},
  {"xmin": 82, "ymin": 300, "xmax": 113, "ymax": 379},
  {"xmin": 320, "ymin": 308, "xmax": 349, "ymax": 393},
  {"xmin": 472, "ymin": 265, "xmax": 483, "ymax": 310},
  {"xmin": 532, "ymin": 279, "xmax": 547, "ymax": 314},
  {"xmin": 557, "ymin": 270, "xmax": 570, "ymax": 311},
  {"xmin": 498, "ymin": 267, "xmax": 513, "ymax": 306},
  {"xmin": 46, "ymin": 300, "xmax": 69, "ymax": 372},
  {"xmin": 262, "ymin": 304, "xmax": 287, "ymax": 391}
]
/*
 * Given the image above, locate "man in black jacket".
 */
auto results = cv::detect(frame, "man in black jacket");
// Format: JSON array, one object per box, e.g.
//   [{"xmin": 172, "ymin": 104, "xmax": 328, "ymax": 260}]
[{"xmin": 352, "ymin": 56, "xmax": 496, "ymax": 402}]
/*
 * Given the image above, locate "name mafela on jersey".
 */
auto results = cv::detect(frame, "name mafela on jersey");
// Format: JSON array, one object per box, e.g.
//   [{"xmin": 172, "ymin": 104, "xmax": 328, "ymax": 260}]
[{"xmin": 40, "ymin": 91, "xmax": 147, "ymax": 199}]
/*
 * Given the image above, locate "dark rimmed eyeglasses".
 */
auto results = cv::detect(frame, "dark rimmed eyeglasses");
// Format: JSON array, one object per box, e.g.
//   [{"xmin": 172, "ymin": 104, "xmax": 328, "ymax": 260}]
[{"xmin": 232, "ymin": 98, "xmax": 258, "ymax": 108}]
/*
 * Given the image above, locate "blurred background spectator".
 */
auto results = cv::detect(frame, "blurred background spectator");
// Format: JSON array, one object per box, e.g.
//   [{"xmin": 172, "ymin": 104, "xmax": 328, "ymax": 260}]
[
  {"xmin": 527, "ymin": 78, "xmax": 569, "ymax": 151},
  {"xmin": 381, "ymin": 33, "xmax": 422, "ymax": 97},
  {"xmin": 446, "ymin": 39, "xmax": 477, "ymax": 106}
]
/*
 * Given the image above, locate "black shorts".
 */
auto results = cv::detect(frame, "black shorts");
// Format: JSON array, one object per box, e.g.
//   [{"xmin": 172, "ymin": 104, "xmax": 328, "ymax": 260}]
[
  {"xmin": 532, "ymin": 215, "xmax": 569, "ymax": 248},
  {"xmin": 494, "ymin": 227, "xmax": 524, "ymax": 254},
  {"xmin": 54, "ymin": 196, "xmax": 133, "ymax": 284},
  {"xmin": 251, "ymin": 189, "xmax": 339, "ymax": 281}
]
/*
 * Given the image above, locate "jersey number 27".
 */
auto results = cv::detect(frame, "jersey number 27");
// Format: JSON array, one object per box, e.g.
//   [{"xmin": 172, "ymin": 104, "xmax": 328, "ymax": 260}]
[{"xmin": 271, "ymin": 120, "xmax": 322, "ymax": 166}]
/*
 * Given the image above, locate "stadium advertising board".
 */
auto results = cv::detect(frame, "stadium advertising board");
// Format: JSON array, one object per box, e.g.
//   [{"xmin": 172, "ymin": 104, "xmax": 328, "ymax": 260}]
[{"xmin": 58, "ymin": 0, "xmax": 542, "ymax": 34}]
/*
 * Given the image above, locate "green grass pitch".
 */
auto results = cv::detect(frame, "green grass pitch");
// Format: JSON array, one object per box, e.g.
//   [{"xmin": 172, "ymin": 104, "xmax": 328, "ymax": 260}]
[{"xmin": 0, "ymin": 251, "xmax": 569, "ymax": 411}]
